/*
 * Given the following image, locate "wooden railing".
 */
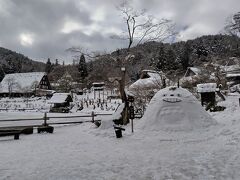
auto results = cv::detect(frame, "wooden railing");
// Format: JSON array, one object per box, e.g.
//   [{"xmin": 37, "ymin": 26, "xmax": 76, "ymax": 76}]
[{"xmin": 0, "ymin": 112, "xmax": 112, "ymax": 129}]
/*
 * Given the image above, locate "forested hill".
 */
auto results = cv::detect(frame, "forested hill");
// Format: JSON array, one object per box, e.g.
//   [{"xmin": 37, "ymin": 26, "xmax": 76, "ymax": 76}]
[
  {"xmin": 0, "ymin": 47, "xmax": 45, "ymax": 80},
  {"xmin": 1, "ymin": 34, "xmax": 240, "ymax": 84},
  {"xmin": 88, "ymin": 34, "xmax": 240, "ymax": 82}
]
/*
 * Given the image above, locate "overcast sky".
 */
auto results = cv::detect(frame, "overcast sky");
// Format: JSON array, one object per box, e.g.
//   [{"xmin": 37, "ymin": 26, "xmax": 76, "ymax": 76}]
[{"xmin": 0, "ymin": 0, "xmax": 239, "ymax": 64}]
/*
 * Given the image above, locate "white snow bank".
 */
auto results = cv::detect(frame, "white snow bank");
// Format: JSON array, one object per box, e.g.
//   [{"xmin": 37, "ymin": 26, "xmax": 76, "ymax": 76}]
[
  {"xmin": 99, "ymin": 103, "xmax": 125, "ymax": 130},
  {"xmin": 141, "ymin": 86, "xmax": 217, "ymax": 131},
  {"xmin": 2, "ymin": 94, "xmax": 240, "ymax": 179}
]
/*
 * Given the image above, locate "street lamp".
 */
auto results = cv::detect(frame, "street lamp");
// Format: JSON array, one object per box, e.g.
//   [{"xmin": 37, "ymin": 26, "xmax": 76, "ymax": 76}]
[{"xmin": 121, "ymin": 67, "xmax": 126, "ymax": 71}]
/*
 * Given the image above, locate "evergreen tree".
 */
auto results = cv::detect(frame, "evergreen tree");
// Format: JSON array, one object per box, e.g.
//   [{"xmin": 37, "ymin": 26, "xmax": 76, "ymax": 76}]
[
  {"xmin": 55, "ymin": 59, "xmax": 59, "ymax": 66},
  {"xmin": 16, "ymin": 57, "xmax": 22, "ymax": 73},
  {"xmin": 180, "ymin": 43, "xmax": 191, "ymax": 70},
  {"xmin": 0, "ymin": 65, "xmax": 5, "ymax": 82},
  {"xmin": 88, "ymin": 60, "xmax": 93, "ymax": 72},
  {"xmin": 156, "ymin": 46, "xmax": 168, "ymax": 71},
  {"xmin": 45, "ymin": 58, "xmax": 52, "ymax": 74},
  {"xmin": 58, "ymin": 71, "xmax": 73, "ymax": 92},
  {"xmin": 225, "ymin": 12, "xmax": 240, "ymax": 36},
  {"xmin": 166, "ymin": 48, "xmax": 177, "ymax": 70},
  {"xmin": 78, "ymin": 54, "xmax": 88, "ymax": 80},
  {"xmin": 195, "ymin": 45, "xmax": 208, "ymax": 58}
]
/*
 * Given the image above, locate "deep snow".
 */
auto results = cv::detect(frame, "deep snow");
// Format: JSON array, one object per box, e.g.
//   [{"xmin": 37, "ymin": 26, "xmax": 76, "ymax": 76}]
[{"xmin": 1, "ymin": 93, "xmax": 240, "ymax": 179}]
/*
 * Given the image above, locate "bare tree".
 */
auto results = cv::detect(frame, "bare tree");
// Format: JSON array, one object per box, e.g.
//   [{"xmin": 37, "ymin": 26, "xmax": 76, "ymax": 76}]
[
  {"xmin": 57, "ymin": 71, "xmax": 74, "ymax": 93},
  {"xmin": 31, "ymin": 80, "xmax": 39, "ymax": 95},
  {"xmin": 5, "ymin": 77, "xmax": 19, "ymax": 98},
  {"xmin": 225, "ymin": 12, "xmax": 240, "ymax": 36},
  {"xmin": 112, "ymin": 1, "xmax": 177, "ymax": 50},
  {"xmin": 66, "ymin": 46, "xmax": 107, "ymax": 60}
]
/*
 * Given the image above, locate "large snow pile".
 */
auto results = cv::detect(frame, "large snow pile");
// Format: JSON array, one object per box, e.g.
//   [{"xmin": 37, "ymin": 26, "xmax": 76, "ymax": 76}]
[
  {"xmin": 141, "ymin": 86, "xmax": 217, "ymax": 131},
  {"xmin": 99, "ymin": 103, "xmax": 124, "ymax": 130}
]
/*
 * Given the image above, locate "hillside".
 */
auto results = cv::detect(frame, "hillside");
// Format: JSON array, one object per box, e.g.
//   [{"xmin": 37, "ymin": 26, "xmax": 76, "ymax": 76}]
[
  {"xmin": 1, "ymin": 34, "xmax": 239, "ymax": 85},
  {"xmin": 88, "ymin": 34, "xmax": 240, "ymax": 83},
  {"xmin": 0, "ymin": 47, "xmax": 45, "ymax": 81}
]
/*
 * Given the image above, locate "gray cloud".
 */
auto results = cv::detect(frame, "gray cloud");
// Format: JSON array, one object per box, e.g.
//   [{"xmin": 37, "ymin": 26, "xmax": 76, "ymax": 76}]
[{"xmin": 0, "ymin": 0, "xmax": 239, "ymax": 64}]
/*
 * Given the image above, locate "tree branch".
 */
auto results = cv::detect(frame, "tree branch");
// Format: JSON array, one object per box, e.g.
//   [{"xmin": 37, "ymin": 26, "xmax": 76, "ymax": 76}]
[{"xmin": 116, "ymin": 1, "xmax": 177, "ymax": 49}]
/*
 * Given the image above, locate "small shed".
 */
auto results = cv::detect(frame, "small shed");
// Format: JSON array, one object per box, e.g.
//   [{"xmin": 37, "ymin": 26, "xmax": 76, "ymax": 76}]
[
  {"xmin": 226, "ymin": 73, "xmax": 240, "ymax": 86},
  {"xmin": 92, "ymin": 82, "xmax": 105, "ymax": 99},
  {"xmin": 197, "ymin": 83, "xmax": 218, "ymax": 106},
  {"xmin": 180, "ymin": 67, "xmax": 202, "ymax": 84},
  {"xmin": 92, "ymin": 82, "xmax": 105, "ymax": 91},
  {"xmin": 49, "ymin": 93, "xmax": 73, "ymax": 112},
  {"xmin": 184, "ymin": 67, "xmax": 201, "ymax": 77}
]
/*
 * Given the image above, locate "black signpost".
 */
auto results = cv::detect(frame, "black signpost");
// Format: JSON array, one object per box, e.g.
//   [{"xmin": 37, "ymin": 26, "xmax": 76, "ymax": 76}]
[
  {"xmin": 128, "ymin": 96, "xmax": 135, "ymax": 133},
  {"xmin": 129, "ymin": 106, "xmax": 135, "ymax": 119},
  {"xmin": 128, "ymin": 96, "xmax": 134, "ymax": 103}
]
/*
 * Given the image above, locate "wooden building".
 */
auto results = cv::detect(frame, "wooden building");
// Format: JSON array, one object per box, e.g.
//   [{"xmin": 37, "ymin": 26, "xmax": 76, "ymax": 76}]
[
  {"xmin": 197, "ymin": 83, "xmax": 218, "ymax": 106},
  {"xmin": 0, "ymin": 72, "xmax": 51, "ymax": 97},
  {"xmin": 184, "ymin": 67, "xmax": 201, "ymax": 77},
  {"xmin": 92, "ymin": 82, "xmax": 105, "ymax": 99},
  {"xmin": 48, "ymin": 93, "xmax": 73, "ymax": 113}
]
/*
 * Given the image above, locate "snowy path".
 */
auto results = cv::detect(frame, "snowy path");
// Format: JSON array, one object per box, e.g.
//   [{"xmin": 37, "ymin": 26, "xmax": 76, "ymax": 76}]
[
  {"xmin": 1, "ymin": 95, "xmax": 240, "ymax": 179},
  {"xmin": 1, "ymin": 120, "xmax": 240, "ymax": 180}
]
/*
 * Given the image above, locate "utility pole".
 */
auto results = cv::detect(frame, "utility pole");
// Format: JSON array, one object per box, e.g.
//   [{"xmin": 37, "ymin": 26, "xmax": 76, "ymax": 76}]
[
  {"xmin": 120, "ymin": 67, "xmax": 126, "ymax": 103},
  {"xmin": 120, "ymin": 66, "xmax": 129, "ymax": 125}
]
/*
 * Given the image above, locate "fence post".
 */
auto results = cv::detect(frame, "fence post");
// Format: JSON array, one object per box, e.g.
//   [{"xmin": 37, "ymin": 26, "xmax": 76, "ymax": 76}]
[
  {"xmin": 43, "ymin": 112, "xmax": 48, "ymax": 126},
  {"xmin": 91, "ymin": 111, "xmax": 95, "ymax": 123}
]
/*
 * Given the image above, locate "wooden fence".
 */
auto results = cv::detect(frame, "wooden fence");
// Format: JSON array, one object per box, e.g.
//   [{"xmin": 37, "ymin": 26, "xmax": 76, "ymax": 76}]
[{"xmin": 0, "ymin": 112, "xmax": 112, "ymax": 129}]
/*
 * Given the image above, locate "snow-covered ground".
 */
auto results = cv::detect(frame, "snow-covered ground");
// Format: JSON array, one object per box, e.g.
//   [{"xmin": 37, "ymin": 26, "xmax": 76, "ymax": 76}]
[{"xmin": 1, "ymin": 93, "xmax": 240, "ymax": 179}]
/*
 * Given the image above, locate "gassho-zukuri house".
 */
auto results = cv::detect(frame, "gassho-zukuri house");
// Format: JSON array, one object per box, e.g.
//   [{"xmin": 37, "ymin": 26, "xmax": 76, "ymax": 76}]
[
  {"xmin": 0, "ymin": 72, "xmax": 52, "ymax": 97},
  {"xmin": 128, "ymin": 70, "xmax": 171, "ymax": 99}
]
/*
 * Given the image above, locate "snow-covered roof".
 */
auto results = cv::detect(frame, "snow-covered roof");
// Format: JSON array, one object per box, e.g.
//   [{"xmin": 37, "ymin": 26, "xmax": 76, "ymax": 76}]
[
  {"xmin": 226, "ymin": 73, "xmax": 240, "ymax": 78},
  {"xmin": 141, "ymin": 69, "xmax": 159, "ymax": 74},
  {"xmin": 0, "ymin": 72, "xmax": 46, "ymax": 93},
  {"xmin": 129, "ymin": 70, "xmax": 168, "ymax": 91},
  {"xmin": 48, "ymin": 93, "xmax": 72, "ymax": 104},
  {"xmin": 141, "ymin": 86, "xmax": 216, "ymax": 131},
  {"xmin": 181, "ymin": 67, "xmax": 201, "ymax": 83},
  {"xmin": 189, "ymin": 67, "xmax": 201, "ymax": 74},
  {"xmin": 221, "ymin": 65, "xmax": 240, "ymax": 73},
  {"xmin": 197, "ymin": 83, "xmax": 218, "ymax": 93},
  {"xmin": 92, "ymin": 82, "xmax": 105, "ymax": 85}
]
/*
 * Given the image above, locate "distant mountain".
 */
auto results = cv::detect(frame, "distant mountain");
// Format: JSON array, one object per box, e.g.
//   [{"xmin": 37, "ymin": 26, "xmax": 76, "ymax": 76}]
[{"xmin": 0, "ymin": 47, "xmax": 45, "ymax": 81}]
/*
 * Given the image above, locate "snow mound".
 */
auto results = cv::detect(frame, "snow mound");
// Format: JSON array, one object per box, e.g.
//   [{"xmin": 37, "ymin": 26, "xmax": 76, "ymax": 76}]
[{"xmin": 141, "ymin": 86, "xmax": 217, "ymax": 131}]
